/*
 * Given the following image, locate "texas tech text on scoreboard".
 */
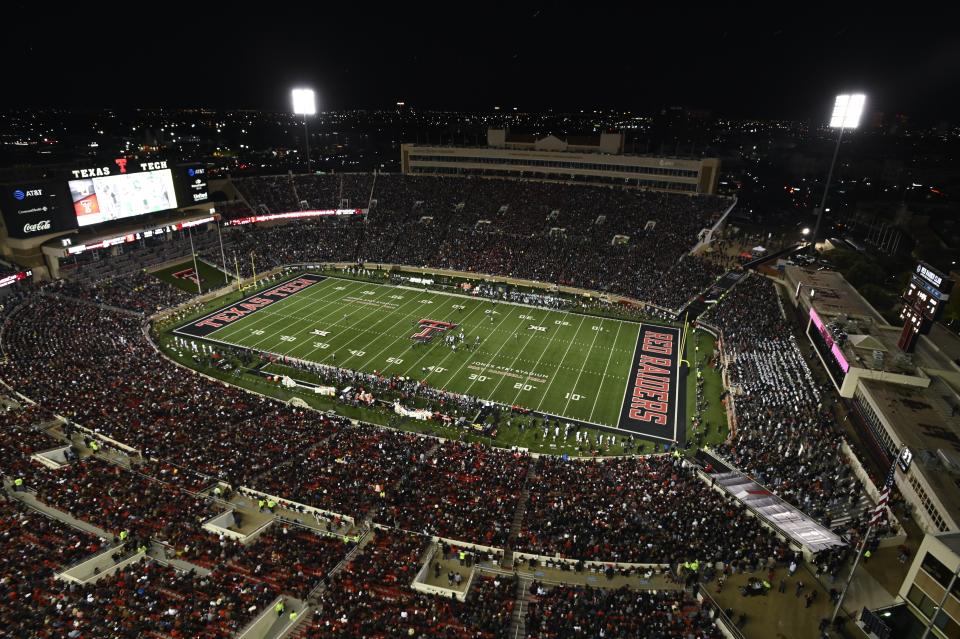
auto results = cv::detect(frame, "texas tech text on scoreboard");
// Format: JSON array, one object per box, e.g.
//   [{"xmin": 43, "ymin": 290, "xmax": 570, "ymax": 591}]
[{"xmin": 1, "ymin": 159, "xmax": 208, "ymax": 239}]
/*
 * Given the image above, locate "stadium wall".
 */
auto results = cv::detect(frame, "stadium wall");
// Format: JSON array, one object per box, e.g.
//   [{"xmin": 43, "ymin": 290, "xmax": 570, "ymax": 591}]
[
  {"xmin": 56, "ymin": 545, "xmax": 147, "ymax": 585},
  {"xmin": 401, "ymin": 143, "xmax": 721, "ymax": 195}
]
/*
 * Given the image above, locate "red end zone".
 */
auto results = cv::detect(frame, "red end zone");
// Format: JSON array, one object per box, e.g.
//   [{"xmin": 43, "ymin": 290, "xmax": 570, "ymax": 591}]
[{"xmin": 173, "ymin": 273, "xmax": 326, "ymax": 339}]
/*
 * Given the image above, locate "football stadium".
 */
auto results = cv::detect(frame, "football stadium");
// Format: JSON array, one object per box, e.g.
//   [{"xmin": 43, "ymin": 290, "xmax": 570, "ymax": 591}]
[
  {"xmin": 0, "ymin": 16, "xmax": 958, "ymax": 638},
  {"xmin": 0, "ymin": 160, "xmax": 914, "ymax": 639}
]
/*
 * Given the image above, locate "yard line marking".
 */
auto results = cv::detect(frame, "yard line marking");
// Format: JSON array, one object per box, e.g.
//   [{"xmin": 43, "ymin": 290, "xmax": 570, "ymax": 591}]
[
  {"xmin": 503, "ymin": 310, "xmax": 572, "ymax": 406},
  {"xmin": 559, "ymin": 316, "xmax": 605, "ymax": 416},
  {"xmin": 534, "ymin": 314, "xmax": 588, "ymax": 413},
  {"xmin": 430, "ymin": 302, "xmax": 521, "ymax": 392},
  {"xmin": 588, "ymin": 320, "xmax": 623, "ymax": 423},
  {"xmin": 395, "ymin": 299, "xmax": 489, "ymax": 379},
  {"xmin": 458, "ymin": 306, "xmax": 530, "ymax": 397},
  {"xmin": 234, "ymin": 280, "xmax": 373, "ymax": 351},
  {"xmin": 614, "ymin": 326, "xmax": 644, "ymax": 433},
  {"xmin": 485, "ymin": 313, "xmax": 549, "ymax": 399},
  {"xmin": 292, "ymin": 285, "xmax": 437, "ymax": 367},
  {"xmin": 311, "ymin": 284, "xmax": 429, "ymax": 366},
  {"xmin": 209, "ymin": 278, "xmax": 364, "ymax": 349},
  {"xmin": 347, "ymin": 289, "xmax": 456, "ymax": 370}
]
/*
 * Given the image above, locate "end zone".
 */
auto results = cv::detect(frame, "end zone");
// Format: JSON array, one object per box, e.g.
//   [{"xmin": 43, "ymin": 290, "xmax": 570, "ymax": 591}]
[
  {"xmin": 616, "ymin": 324, "xmax": 684, "ymax": 445},
  {"xmin": 526, "ymin": 322, "xmax": 685, "ymax": 447},
  {"xmin": 173, "ymin": 273, "xmax": 326, "ymax": 339}
]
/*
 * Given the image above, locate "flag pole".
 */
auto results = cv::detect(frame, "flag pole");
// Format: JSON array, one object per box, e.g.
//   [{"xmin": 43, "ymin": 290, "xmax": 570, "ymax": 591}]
[
  {"xmin": 830, "ymin": 522, "xmax": 874, "ymax": 624},
  {"xmin": 830, "ymin": 446, "xmax": 904, "ymax": 625}
]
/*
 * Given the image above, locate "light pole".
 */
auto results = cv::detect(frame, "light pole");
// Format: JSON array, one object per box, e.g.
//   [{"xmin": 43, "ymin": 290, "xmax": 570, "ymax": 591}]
[
  {"xmin": 811, "ymin": 93, "xmax": 866, "ymax": 245},
  {"xmin": 214, "ymin": 213, "xmax": 229, "ymax": 285},
  {"xmin": 292, "ymin": 88, "xmax": 317, "ymax": 174},
  {"xmin": 187, "ymin": 225, "xmax": 202, "ymax": 296}
]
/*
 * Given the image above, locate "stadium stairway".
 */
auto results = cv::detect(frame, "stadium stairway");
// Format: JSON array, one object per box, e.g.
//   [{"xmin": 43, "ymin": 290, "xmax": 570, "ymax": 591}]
[
  {"xmin": 826, "ymin": 492, "xmax": 873, "ymax": 533},
  {"xmin": 500, "ymin": 463, "xmax": 537, "ymax": 570},
  {"xmin": 697, "ymin": 448, "xmax": 876, "ymax": 538},
  {"xmin": 5, "ymin": 484, "xmax": 114, "ymax": 541},
  {"xmin": 507, "ymin": 575, "xmax": 532, "ymax": 639}
]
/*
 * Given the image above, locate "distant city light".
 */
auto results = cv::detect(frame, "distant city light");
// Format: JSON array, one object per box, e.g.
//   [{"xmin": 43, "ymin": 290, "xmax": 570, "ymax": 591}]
[
  {"xmin": 829, "ymin": 93, "xmax": 865, "ymax": 128},
  {"xmin": 292, "ymin": 88, "xmax": 317, "ymax": 115}
]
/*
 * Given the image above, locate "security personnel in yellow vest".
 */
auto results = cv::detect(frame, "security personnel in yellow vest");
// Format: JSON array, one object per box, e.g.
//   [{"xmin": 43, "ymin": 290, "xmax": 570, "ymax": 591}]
[
  {"xmin": 459, "ymin": 550, "xmax": 466, "ymax": 566},
  {"xmin": 289, "ymin": 611, "xmax": 298, "ymax": 622},
  {"xmin": 275, "ymin": 601, "xmax": 285, "ymax": 616},
  {"xmin": 89, "ymin": 440, "xmax": 99, "ymax": 452},
  {"xmin": 258, "ymin": 499, "xmax": 266, "ymax": 512},
  {"xmin": 119, "ymin": 530, "xmax": 129, "ymax": 542},
  {"xmin": 13, "ymin": 477, "xmax": 24, "ymax": 491},
  {"xmin": 267, "ymin": 499, "xmax": 277, "ymax": 513}
]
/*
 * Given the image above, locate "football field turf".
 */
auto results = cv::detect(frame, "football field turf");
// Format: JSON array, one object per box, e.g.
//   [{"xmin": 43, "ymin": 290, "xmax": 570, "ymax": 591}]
[
  {"xmin": 151, "ymin": 258, "xmax": 234, "ymax": 294},
  {"xmin": 174, "ymin": 273, "xmax": 684, "ymax": 442}
]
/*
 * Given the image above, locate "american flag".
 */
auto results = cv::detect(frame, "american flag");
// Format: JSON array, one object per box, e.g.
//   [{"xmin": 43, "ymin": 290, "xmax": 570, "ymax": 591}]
[{"xmin": 870, "ymin": 458, "xmax": 897, "ymax": 526}]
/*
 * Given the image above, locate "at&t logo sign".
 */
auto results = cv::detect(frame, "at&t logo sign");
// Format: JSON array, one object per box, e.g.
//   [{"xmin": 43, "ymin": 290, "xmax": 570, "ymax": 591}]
[{"xmin": 13, "ymin": 188, "xmax": 42, "ymax": 200}]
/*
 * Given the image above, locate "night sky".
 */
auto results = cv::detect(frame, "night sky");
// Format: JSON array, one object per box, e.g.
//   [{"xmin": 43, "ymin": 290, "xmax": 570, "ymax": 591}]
[{"xmin": 4, "ymin": 2, "xmax": 960, "ymax": 120}]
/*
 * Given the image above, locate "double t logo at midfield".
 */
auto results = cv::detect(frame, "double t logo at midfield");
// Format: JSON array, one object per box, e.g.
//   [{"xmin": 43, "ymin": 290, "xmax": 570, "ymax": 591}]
[{"xmin": 411, "ymin": 319, "xmax": 458, "ymax": 342}]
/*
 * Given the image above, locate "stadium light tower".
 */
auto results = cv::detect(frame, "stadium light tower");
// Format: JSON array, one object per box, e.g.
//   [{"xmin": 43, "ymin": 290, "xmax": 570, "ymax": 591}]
[
  {"xmin": 292, "ymin": 88, "xmax": 317, "ymax": 174},
  {"xmin": 811, "ymin": 93, "xmax": 866, "ymax": 244}
]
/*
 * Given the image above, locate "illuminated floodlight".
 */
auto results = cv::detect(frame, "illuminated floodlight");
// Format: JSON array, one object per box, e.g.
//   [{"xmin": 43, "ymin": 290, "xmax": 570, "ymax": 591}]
[
  {"xmin": 292, "ymin": 88, "xmax": 316, "ymax": 115},
  {"xmin": 829, "ymin": 93, "xmax": 865, "ymax": 128},
  {"xmin": 802, "ymin": 227, "xmax": 810, "ymax": 236}
]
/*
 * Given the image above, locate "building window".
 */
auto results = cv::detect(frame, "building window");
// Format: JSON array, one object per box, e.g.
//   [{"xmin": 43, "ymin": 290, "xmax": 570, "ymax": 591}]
[
  {"xmin": 934, "ymin": 609, "xmax": 960, "ymax": 639},
  {"xmin": 922, "ymin": 553, "xmax": 955, "ymax": 589},
  {"xmin": 908, "ymin": 585, "xmax": 940, "ymax": 620}
]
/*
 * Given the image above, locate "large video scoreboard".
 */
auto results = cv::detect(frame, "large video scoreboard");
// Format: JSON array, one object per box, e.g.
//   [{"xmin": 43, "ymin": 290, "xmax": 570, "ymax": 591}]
[
  {"xmin": 1, "ymin": 160, "xmax": 207, "ymax": 239},
  {"xmin": 899, "ymin": 261, "xmax": 954, "ymax": 351}
]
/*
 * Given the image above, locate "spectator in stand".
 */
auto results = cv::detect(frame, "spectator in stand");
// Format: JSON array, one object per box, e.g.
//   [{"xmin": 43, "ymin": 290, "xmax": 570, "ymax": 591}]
[
  {"xmin": 525, "ymin": 582, "xmax": 722, "ymax": 638},
  {"xmin": 701, "ymin": 273, "xmax": 872, "ymax": 536},
  {"xmin": 518, "ymin": 455, "xmax": 788, "ymax": 566}
]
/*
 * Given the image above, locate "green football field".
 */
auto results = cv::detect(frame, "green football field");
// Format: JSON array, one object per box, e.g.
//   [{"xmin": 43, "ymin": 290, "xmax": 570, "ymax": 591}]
[
  {"xmin": 173, "ymin": 274, "xmax": 680, "ymax": 434},
  {"xmin": 151, "ymin": 258, "xmax": 233, "ymax": 294}
]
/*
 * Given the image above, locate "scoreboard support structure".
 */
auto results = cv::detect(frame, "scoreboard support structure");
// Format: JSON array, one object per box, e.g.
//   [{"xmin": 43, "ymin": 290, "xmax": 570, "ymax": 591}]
[{"xmin": 899, "ymin": 262, "xmax": 953, "ymax": 352}]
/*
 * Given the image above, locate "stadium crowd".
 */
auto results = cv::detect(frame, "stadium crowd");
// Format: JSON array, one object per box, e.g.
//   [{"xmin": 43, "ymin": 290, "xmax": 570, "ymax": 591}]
[
  {"xmin": 0, "ymin": 489, "xmax": 275, "ymax": 639},
  {"xmin": 518, "ymin": 455, "xmax": 789, "ymax": 566},
  {"xmin": 226, "ymin": 526, "xmax": 347, "ymax": 599},
  {"xmin": 224, "ymin": 173, "xmax": 728, "ymax": 312},
  {"xmin": 21, "ymin": 457, "xmax": 240, "ymax": 566},
  {"xmin": 0, "ymin": 173, "xmax": 885, "ymax": 639},
  {"xmin": 525, "ymin": 583, "xmax": 722, "ymax": 639},
  {"xmin": 701, "ymin": 274, "xmax": 871, "ymax": 533},
  {"xmin": 0, "ymin": 294, "xmax": 338, "ymax": 487},
  {"xmin": 375, "ymin": 442, "xmax": 531, "ymax": 547},
  {"xmin": 305, "ymin": 530, "xmax": 516, "ymax": 638},
  {"xmin": 248, "ymin": 426, "xmax": 437, "ymax": 520},
  {"xmin": 45, "ymin": 173, "xmax": 731, "ymax": 322}
]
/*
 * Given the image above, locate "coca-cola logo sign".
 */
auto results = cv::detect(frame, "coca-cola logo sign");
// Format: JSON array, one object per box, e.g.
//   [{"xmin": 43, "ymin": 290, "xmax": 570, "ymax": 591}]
[{"xmin": 23, "ymin": 220, "xmax": 52, "ymax": 234}]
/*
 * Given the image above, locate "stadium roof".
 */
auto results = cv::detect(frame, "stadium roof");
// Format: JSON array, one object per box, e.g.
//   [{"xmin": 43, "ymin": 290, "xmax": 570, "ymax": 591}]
[{"xmin": 863, "ymin": 377, "xmax": 960, "ymax": 528}]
